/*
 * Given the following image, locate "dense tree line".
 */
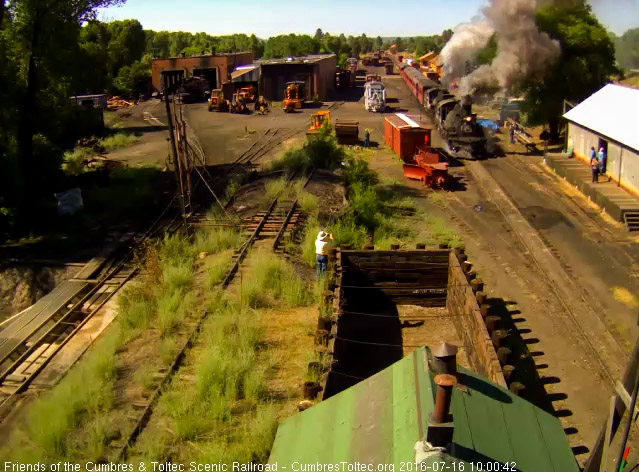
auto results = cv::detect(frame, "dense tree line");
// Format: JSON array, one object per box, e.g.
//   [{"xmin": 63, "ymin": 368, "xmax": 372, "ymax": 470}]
[
  {"xmin": 613, "ymin": 27, "xmax": 639, "ymax": 71},
  {"xmin": 0, "ymin": 0, "xmax": 125, "ymax": 236}
]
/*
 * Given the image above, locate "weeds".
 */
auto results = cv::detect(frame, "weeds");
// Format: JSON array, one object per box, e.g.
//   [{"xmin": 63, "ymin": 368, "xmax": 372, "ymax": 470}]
[
  {"xmin": 270, "ymin": 133, "xmax": 345, "ymax": 173},
  {"xmin": 141, "ymin": 300, "xmax": 277, "ymax": 464},
  {"xmin": 205, "ymin": 251, "xmax": 233, "ymax": 287},
  {"xmin": 193, "ymin": 226, "xmax": 241, "ymax": 255},
  {"xmin": 302, "ymin": 216, "xmax": 321, "ymax": 267},
  {"xmin": 242, "ymin": 251, "xmax": 313, "ymax": 308},
  {"xmin": 101, "ymin": 133, "xmax": 138, "ymax": 151},
  {"xmin": 1, "ymin": 331, "xmax": 120, "ymax": 462},
  {"xmin": 265, "ymin": 177, "xmax": 288, "ymax": 200}
]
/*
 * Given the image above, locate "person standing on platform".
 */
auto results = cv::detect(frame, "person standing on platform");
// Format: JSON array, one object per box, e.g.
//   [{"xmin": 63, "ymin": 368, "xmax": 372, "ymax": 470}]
[{"xmin": 591, "ymin": 154, "xmax": 600, "ymax": 183}]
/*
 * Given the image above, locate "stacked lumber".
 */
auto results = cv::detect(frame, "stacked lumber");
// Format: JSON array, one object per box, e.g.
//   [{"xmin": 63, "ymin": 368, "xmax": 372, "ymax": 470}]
[{"xmin": 107, "ymin": 96, "xmax": 133, "ymax": 110}]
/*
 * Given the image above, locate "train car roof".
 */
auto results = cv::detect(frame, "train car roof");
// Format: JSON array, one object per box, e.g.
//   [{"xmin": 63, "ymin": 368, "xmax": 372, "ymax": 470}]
[{"xmin": 437, "ymin": 98, "xmax": 459, "ymax": 108}]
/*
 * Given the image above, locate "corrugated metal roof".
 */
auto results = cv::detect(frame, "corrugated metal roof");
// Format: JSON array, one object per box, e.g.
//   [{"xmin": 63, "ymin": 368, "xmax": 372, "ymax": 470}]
[
  {"xmin": 231, "ymin": 65, "xmax": 259, "ymax": 82},
  {"xmin": 257, "ymin": 54, "xmax": 336, "ymax": 65},
  {"xmin": 268, "ymin": 347, "xmax": 578, "ymax": 471},
  {"xmin": 563, "ymin": 84, "xmax": 639, "ymax": 151}
]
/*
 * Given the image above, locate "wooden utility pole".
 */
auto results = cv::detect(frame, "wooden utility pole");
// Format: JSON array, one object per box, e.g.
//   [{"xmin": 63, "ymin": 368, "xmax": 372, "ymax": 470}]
[{"xmin": 163, "ymin": 74, "xmax": 186, "ymax": 223}]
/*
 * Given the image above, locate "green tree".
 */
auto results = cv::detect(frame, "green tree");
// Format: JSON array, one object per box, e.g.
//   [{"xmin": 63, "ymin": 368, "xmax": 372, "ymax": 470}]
[
  {"xmin": 616, "ymin": 27, "xmax": 639, "ymax": 71},
  {"xmin": 106, "ymin": 19, "xmax": 145, "ymax": 79},
  {"xmin": 314, "ymin": 28, "xmax": 324, "ymax": 42},
  {"xmin": 114, "ymin": 58, "xmax": 151, "ymax": 97},
  {"xmin": 520, "ymin": 2, "xmax": 617, "ymax": 138},
  {"xmin": 8, "ymin": 0, "xmax": 125, "ymax": 224},
  {"xmin": 476, "ymin": 34, "xmax": 497, "ymax": 65},
  {"xmin": 375, "ymin": 36, "xmax": 383, "ymax": 49},
  {"xmin": 394, "ymin": 37, "xmax": 404, "ymax": 52}
]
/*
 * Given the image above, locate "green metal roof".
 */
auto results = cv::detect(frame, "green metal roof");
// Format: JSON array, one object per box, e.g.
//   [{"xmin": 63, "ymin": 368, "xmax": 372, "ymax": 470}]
[{"xmin": 268, "ymin": 348, "xmax": 578, "ymax": 472}]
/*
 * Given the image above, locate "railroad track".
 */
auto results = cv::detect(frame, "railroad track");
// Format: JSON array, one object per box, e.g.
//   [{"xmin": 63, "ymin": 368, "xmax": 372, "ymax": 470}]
[
  {"xmin": 0, "ymin": 203, "xmax": 184, "ymax": 420},
  {"xmin": 113, "ymin": 168, "xmax": 315, "ymax": 461}
]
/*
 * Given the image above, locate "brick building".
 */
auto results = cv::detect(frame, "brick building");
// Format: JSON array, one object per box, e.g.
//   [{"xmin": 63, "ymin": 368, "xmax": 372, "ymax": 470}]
[{"xmin": 151, "ymin": 51, "xmax": 254, "ymax": 93}]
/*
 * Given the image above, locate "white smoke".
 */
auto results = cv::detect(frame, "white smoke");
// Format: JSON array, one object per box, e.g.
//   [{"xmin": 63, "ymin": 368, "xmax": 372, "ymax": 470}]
[
  {"xmin": 440, "ymin": 18, "xmax": 495, "ymax": 84},
  {"xmin": 441, "ymin": 0, "xmax": 561, "ymax": 96}
]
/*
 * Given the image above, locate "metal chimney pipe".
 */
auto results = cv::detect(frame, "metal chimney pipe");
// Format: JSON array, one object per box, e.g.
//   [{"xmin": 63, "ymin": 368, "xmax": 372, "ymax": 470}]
[
  {"xmin": 433, "ymin": 374, "xmax": 457, "ymax": 424},
  {"xmin": 431, "ymin": 343, "xmax": 458, "ymax": 376}
]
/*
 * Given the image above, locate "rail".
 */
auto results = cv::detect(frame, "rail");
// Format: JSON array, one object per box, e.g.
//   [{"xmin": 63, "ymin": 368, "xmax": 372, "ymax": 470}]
[{"xmin": 115, "ymin": 168, "xmax": 316, "ymax": 460}]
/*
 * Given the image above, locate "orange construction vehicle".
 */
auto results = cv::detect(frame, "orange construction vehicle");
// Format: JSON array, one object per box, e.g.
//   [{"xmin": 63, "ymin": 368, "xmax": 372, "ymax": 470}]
[
  {"xmin": 306, "ymin": 111, "xmax": 330, "ymax": 136},
  {"xmin": 208, "ymin": 89, "xmax": 225, "ymax": 111},
  {"xmin": 238, "ymin": 85, "xmax": 257, "ymax": 102},
  {"xmin": 283, "ymin": 81, "xmax": 306, "ymax": 112}
]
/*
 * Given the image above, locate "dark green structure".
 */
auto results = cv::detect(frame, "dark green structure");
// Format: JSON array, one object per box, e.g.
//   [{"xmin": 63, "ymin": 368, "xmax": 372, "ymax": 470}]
[{"xmin": 268, "ymin": 347, "xmax": 578, "ymax": 472}]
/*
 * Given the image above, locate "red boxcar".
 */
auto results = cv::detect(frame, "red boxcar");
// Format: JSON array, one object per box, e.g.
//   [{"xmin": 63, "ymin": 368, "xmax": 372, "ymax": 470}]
[{"xmin": 384, "ymin": 114, "xmax": 432, "ymax": 161}]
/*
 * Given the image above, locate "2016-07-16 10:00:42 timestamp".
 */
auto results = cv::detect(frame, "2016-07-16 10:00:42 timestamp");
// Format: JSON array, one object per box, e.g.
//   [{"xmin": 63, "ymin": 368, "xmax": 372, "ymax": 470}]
[{"xmin": 399, "ymin": 462, "xmax": 517, "ymax": 471}]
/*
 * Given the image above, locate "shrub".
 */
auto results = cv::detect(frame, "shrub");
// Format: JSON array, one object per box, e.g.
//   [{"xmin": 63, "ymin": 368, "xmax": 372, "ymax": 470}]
[
  {"xmin": 118, "ymin": 283, "xmax": 156, "ymax": 330},
  {"xmin": 269, "ymin": 148, "xmax": 310, "ymax": 174},
  {"xmin": 160, "ymin": 234, "xmax": 193, "ymax": 267},
  {"xmin": 101, "ymin": 133, "xmax": 138, "ymax": 151},
  {"xmin": 329, "ymin": 219, "xmax": 369, "ymax": 249}
]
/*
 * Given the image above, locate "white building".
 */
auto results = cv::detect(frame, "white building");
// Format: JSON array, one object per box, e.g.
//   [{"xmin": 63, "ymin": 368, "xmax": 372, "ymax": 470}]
[{"xmin": 563, "ymin": 84, "xmax": 639, "ymax": 196}]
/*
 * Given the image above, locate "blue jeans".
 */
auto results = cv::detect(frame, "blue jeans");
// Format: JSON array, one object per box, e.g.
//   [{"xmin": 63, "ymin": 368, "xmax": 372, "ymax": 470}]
[{"xmin": 316, "ymin": 254, "xmax": 328, "ymax": 277}]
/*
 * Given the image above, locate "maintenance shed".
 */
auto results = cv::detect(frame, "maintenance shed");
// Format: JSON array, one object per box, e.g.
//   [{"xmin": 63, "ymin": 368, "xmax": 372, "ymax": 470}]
[
  {"xmin": 268, "ymin": 346, "xmax": 579, "ymax": 472},
  {"xmin": 385, "ymin": 113, "xmax": 432, "ymax": 160},
  {"xmin": 255, "ymin": 54, "xmax": 336, "ymax": 101},
  {"xmin": 564, "ymin": 84, "xmax": 639, "ymax": 196},
  {"xmin": 151, "ymin": 51, "xmax": 254, "ymax": 93}
]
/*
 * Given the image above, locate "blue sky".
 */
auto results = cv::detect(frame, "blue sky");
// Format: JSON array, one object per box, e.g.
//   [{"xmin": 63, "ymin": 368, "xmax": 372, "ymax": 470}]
[{"xmin": 98, "ymin": 0, "xmax": 639, "ymax": 37}]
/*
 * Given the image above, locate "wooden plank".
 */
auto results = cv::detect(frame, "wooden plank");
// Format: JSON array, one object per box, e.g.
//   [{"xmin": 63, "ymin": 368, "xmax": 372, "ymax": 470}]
[{"xmin": 615, "ymin": 381, "xmax": 639, "ymax": 424}]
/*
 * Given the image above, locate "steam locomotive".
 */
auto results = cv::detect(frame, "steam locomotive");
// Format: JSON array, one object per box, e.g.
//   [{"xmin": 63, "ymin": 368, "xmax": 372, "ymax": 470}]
[{"xmin": 395, "ymin": 59, "xmax": 487, "ymax": 160}]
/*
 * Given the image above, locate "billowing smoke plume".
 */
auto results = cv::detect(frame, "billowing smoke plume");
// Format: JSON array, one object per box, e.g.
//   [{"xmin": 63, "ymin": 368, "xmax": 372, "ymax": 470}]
[{"xmin": 440, "ymin": 0, "xmax": 560, "ymax": 96}]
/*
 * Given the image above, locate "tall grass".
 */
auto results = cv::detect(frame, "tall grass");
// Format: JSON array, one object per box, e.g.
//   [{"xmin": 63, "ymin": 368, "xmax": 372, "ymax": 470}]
[
  {"xmin": 302, "ymin": 216, "xmax": 321, "ymax": 267},
  {"xmin": 118, "ymin": 283, "xmax": 157, "ymax": 330},
  {"xmin": 101, "ymin": 133, "xmax": 138, "ymax": 151},
  {"xmin": 143, "ymin": 300, "xmax": 277, "ymax": 463},
  {"xmin": 242, "ymin": 251, "xmax": 313, "ymax": 308},
  {"xmin": 265, "ymin": 177, "xmax": 288, "ymax": 200},
  {"xmin": 1, "ymin": 331, "xmax": 120, "ymax": 462},
  {"xmin": 194, "ymin": 226, "xmax": 241, "ymax": 255},
  {"xmin": 205, "ymin": 250, "xmax": 233, "ymax": 287}
]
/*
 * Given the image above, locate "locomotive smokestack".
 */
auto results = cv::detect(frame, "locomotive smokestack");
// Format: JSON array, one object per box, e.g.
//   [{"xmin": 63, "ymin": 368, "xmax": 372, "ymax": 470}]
[{"xmin": 462, "ymin": 95, "xmax": 473, "ymax": 116}]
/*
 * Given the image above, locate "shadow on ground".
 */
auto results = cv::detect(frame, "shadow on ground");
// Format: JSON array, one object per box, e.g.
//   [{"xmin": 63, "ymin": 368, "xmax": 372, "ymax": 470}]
[{"xmin": 485, "ymin": 296, "xmax": 589, "ymax": 460}]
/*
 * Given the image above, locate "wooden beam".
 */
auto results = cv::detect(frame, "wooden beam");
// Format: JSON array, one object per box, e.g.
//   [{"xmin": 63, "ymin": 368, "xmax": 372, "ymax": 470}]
[{"xmin": 615, "ymin": 381, "xmax": 639, "ymax": 426}]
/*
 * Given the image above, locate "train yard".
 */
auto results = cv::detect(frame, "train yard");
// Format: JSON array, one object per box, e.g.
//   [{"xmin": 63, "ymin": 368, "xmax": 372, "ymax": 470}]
[{"xmin": 0, "ymin": 55, "xmax": 638, "ymax": 468}]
